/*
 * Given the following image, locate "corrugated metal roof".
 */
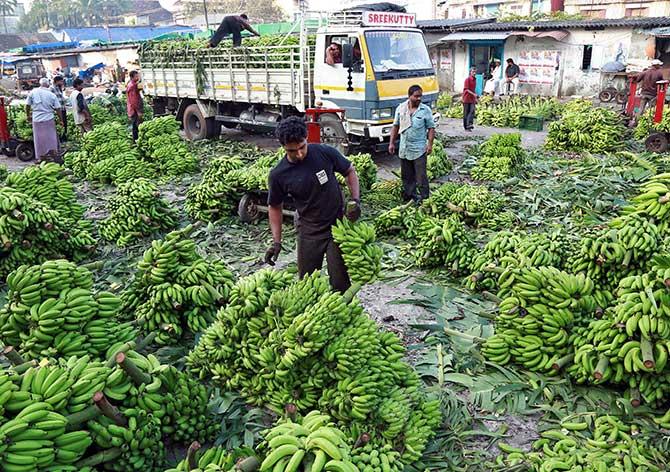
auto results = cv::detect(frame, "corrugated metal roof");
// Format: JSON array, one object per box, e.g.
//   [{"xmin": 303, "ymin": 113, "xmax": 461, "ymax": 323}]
[
  {"xmin": 58, "ymin": 25, "xmax": 197, "ymax": 43},
  {"xmin": 417, "ymin": 18, "xmax": 495, "ymax": 30},
  {"xmin": 454, "ymin": 16, "xmax": 670, "ymax": 32}
]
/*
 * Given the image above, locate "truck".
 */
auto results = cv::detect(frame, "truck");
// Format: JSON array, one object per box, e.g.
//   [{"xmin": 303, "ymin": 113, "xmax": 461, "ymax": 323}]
[
  {"xmin": 138, "ymin": 8, "xmax": 440, "ymax": 154},
  {"xmin": 1, "ymin": 57, "xmax": 46, "ymax": 91}
]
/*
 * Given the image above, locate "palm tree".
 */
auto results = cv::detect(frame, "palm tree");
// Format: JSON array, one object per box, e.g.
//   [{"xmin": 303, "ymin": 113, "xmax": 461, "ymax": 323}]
[{"xmin": 0, "ymin": 0, "xmax": 18, "ymax": 34}]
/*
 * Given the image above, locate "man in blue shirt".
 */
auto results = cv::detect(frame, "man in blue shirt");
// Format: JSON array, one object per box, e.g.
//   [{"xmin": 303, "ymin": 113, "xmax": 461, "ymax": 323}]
[{"xmin": 388, "ymin": 85, "xmax": 436, "ymax": 203}]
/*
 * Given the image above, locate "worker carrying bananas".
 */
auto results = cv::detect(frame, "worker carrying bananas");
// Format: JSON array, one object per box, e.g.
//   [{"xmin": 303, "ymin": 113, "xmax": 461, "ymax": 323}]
[
  {"xmin": 264, "ymin": 116, "xmax": 361, "ymax": 292},
  {"xmin": 207, "ymin": 14, "xmax": 260, "ymax": 48}
]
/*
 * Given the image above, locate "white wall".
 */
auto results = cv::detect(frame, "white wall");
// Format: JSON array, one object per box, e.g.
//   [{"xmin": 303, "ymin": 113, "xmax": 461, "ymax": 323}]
[{"xmin": 443, "ymin": 27, "xmax": 646, "ymax": 97}]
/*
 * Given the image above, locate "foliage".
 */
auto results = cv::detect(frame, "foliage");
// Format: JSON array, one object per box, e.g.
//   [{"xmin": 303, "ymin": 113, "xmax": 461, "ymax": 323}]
[{"xmin": 19, "ymin": 0, "xmax": 132, "ymax": 31}]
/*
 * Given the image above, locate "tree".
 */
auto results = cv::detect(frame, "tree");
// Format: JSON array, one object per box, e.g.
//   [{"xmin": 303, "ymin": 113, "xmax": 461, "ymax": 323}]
[
  {"xmin": 184, "ymin": 0, "xmax": 287, "ymax": 24},
  {"xmin": 18, "ymin": 0, "xmax": 133, "ymax": 31},
  {"xmin": 0, "ymin": 0, "xmax": 17, "ymax": 34}
]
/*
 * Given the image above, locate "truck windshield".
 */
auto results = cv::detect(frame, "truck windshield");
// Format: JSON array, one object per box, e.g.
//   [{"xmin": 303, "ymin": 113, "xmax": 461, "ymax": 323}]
[{"xmin": 365, "ymin": 31, "xmax": 432, "ymax": 72}]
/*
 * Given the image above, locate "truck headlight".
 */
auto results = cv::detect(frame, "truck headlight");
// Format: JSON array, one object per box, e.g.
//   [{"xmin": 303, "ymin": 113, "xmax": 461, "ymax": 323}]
[{"xmin": 370, "ymin": 108, "xmax": 393, "ymax": 120}]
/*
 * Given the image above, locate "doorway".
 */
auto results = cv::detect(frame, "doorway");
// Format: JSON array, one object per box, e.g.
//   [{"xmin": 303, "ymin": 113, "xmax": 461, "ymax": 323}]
[{"xmin": 468, "ymin": 41, "xmax": 504, "ymax": 95}]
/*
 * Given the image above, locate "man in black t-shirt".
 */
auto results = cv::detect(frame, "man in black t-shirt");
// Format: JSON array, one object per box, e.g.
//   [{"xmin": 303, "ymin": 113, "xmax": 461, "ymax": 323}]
[
  {"xmin": 504, "ymin": 58, "xmax": 520, "ymax": 95},
  {"xmin": 208, "ymin": 14, "xmax": 261, "ymax": 48},
  {"xmin": 265, "ymin": 116, "xmax": 361, "ymax": 292}
]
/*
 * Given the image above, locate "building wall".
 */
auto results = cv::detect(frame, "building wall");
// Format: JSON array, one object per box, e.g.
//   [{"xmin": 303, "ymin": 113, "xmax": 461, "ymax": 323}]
[
  {"xmin": 564, "ymin": 0, "xmax": 670, "ymax": 18},
  {"xmin": 441, "ymin": 27, "xmax": 652, "ymax": 97},
  {"xmin": 443, "ymin": 0, "xmax": 550, "ymax": 19}
]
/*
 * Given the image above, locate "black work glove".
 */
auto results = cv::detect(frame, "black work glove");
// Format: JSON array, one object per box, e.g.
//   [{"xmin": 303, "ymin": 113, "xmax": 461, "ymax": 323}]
[
  {"xmin": 346, "ymin": 199, "xmax": 361, "ymax": 222},
  {"xmin": 264, "ymin": 242, "xmax": 282, "ymax": 266}
]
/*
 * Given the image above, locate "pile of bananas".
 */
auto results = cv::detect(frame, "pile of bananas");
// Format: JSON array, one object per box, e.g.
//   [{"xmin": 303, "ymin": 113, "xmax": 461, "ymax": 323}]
[
  {"xmin": 626, "ymin": 173, "xmax": 670, "ymax": 225},
  {"xmin": 0, "ymin": 163, "xmax": 6, "ymax": 181},
  {"xmin": 148, "ymin": 135, "xmax": 199, "ymax": 177},
  {"xmin": 490, "ymin": 415, "xmax": 668, "ymax": 471},
  {"xmin": 422, "ymin": 181, "xmax": 510, "ymax": 228},
  {"xmin": 569, "ymin": 213, "xmax": 661, "ymax": 290},
  {"xmin": 466, "ymin": 230, "xmax": 522, "ymax": 291},
  {"xmin": 121, "ymin": 225, "xmax": 235, "ymax": 344},
  {"xmin": 546, "ymin": 105, "xmax": 626, "ymax": 153},
  {"xmin": 331, "ymin": 219, "xmax": 382, "ymax": 285},
  {"xmin": 634, "ymin": 106, "xmax": 670, "ymax": 140},
  {"xmin": 470, "ymin": 133, "xmax": 524, "ymax": 182},
  {"xmin": 260, "ymin": 411, "xmax": 357, "ymax": 472},
  {"xmin": 0, "ymin": 259, "xmax": 137, "ymax": 360},
  {"xmin": 475, "ymin": 95, "xmax": 563, "ymax": 128},
  {"xmin": 351, "ymin": 443, "xmax": 402, "ymax": 472},
  {"xmin": 413, "ymin": 215, "xmax": 474, "ymax": 273},
  {"xmin": 99, "ymin": 178, "xmax": 177, "ymax": 246},
  {"xmin": 367, "ymin": 179, "xmax": 403, "ymax": 208},
  {"xmin": 185, "ymin": 151, "xmax": 281, "ymax": 221},
  {"xmin": 187, "ymin": 270, "xmax": 441, "ymax": 468},
  {"xmin": 166, "ymin": 445, "xmax": 254, "ymax": 472},
  {"xmin": 426, "ymin": 138, "xmax": 452, "ymax": 180},
  {"xmin": 337, "ymin": 153, "xmax": 376, "ymax": 191},
  {"xmin": 486, "ymin": 266, "xmax": 604, "ymax": 373},
  {"xmin": 0, "ymin": 188, "xmax": 95, "ymax": 279},
  {"xmin": 137, "ymin": 116, "xmax": 180, "ymax": 156}
]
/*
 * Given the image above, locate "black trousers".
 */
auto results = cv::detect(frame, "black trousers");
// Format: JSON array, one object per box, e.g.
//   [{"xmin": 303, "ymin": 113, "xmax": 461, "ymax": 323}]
[
  {"xmin": 59, "ymin": 108, "xmax": 67, "ymax": 141},
  {"xmin": 130, "ymin": 113, "xmax": 141, "ymax": 141},
  {"xmin": 463, "ymin": 102, "xmax": 476, "ymax": 130},
  {"xmin": 297, "ymin": 235, "xmax": 351, "ymax": 293},
  {"xmin": 210, "ymin": 18, "xmax": 242, "ymax": 47},
  {"xmin": 400, "ymin": 153, "xmax": 429, "ymax": 203}
]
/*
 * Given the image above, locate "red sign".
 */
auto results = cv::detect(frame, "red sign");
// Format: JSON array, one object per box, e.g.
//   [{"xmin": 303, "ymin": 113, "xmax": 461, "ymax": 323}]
[{"xmin": 362, "ymin": 11, "xmax": 416, "ymax": 27}]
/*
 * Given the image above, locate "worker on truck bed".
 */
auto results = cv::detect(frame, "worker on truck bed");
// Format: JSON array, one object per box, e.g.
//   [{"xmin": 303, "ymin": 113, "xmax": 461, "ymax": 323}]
[
  {"xmin": 264, "ymin": 116, "xmax": 361, "ymax": 293},
  {"xmin": 208, "ymin": 14, "xmax": 260, "ymax": 48},
  {"xmin": 636, "ymin": 59, "xmax": 665, "ymax": 116}
]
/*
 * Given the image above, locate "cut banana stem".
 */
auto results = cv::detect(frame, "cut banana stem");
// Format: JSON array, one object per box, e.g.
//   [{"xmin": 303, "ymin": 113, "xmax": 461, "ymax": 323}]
[
  {"xmin": 106, "ymin": 342, "xmax": 138, "ymax": 368},
  {"xmin": 481, "ymin": 291, "xmax": 502, "ymax": 304},
  {"xmin": 444, "ymin": 327, "xmax": 483, "ymax": 343},
  {"xmin": 552, "ymin": 354, "xmax": 574, "ymax": 371},
  {"xmin": 93, "ymin": 391, "xmax": 128, "ymax": 426},
  {"xmin": 236, "ymin": 456, "xmax": 261, "ymax": 472},
  {"xmin": 594, "ymin": 356, "xmax": 609, "ymax": 380},
  {"xmin": 80, "ymin": 260, "xmax": 106, "ymax": 270},
  {"xmin": 186, "ymin": 441, "xmax": 201, "ymax": 471},
  {"xmin": 353, "ymin": 432, "xmax": 371, "ymax": 449},
  {"xmin": 343, "ymin": 282, "xmax": 363, "ymax": 302},
  {"xmin": 640, "ymin": 338, "xmax": 655, "ymax": 369},
  {"xmin": 13, "ymin": 359, "xmax": 37, "ymax": 373},
  {"xmin": 116, "ymin": 352, "xmax": 152, "ymax": 385},
  {"xmin": 2, "ymin": 345, "xmax": 26, "ymax": 365},
  {"xmin": 75, "ymin": 447, "xmax": 122, "ymax": 468},
  {"xmin": 66, "ymin": 404, "xmax": 102, "ymax": 427},
  {"xmin": 631, "ymin": 388, "xmax": 641, "ymax": 407}
]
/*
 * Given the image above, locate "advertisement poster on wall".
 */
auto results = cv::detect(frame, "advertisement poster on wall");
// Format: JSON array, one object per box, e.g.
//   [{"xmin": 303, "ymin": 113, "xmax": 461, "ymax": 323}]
[
  {"xmin": 440, "ymin": 49, "xmax": 452, "ymax": 70},
  {"xmin": 518, "ymin": 50, "xmax": 559, "ymax": 85}
]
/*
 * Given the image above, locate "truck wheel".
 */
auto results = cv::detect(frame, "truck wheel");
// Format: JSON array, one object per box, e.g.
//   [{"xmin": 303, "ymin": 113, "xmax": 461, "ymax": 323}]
[
  {"xmin": 645, "ymin": 133, "xmax": 669, "ymax": 153},
  {"xmin": 319, "ymin": 113, "xmax": 348, "ymax": 155},
  {"xmin": 238, "ymin": 193, "xmax": 261, "ymax": 223},
  {"xmin": 183, "ymin": 104, "xmax": 220, "ymax": 140},
  {"xmin": 15, "ymin": 142, "xmax": 34, "ymax": 162}
]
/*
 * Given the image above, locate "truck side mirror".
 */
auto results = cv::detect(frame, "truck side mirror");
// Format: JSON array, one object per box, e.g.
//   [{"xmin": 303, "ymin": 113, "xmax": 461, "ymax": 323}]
[{"xmin": 342, "ymin": 43, "xmax": 353, "ymax": 69}]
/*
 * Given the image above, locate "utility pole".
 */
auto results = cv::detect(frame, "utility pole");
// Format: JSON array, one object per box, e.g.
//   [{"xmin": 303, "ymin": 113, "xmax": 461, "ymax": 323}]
[{"xmin": 203, "ymin": 0, "xmax": 210, "ymax": 30}]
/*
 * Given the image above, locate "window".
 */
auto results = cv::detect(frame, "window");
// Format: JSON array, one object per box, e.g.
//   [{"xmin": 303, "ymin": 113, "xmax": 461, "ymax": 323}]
[
  {"xmin": 364, "ymin": 31, "xmax": 433, "ymax": 73},
  {"xmin": 625, "ymin": 7, "xmax": 649, "ymax": 16},
  {"xmin": 582, "ymin": 45, "xmax": 593, "ymax": 70},
  {"xmin": 324, "ymin": 35, "xmax": 347, "ymax": 65}
]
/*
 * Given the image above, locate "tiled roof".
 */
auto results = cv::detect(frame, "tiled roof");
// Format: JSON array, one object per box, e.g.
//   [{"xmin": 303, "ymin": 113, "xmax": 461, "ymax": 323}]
[{"xmin": 454, "ymin": 16, "xmax": 670, "ymax": 31}]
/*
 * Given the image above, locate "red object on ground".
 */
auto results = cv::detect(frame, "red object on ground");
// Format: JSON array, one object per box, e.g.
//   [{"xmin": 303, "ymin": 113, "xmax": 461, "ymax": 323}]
[
  {"xmin": 0, "ymin": 97, "xmax": 9, "ymax": 144},
  {"xmin": 626, "ymin": 77, "xmax": 638, "ymax": 116},
  {"xmin": 654, "ymin": 81, "xmax": 669, "ymax": 124},
  {"xmin": 304, "ymin": 107, "xmax": 345, "ymax": 143}
]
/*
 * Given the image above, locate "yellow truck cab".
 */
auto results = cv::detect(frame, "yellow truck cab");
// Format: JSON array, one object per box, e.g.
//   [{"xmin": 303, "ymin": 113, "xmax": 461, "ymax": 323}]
[{"xmin": 313, "ymin": 10, "xmax": 440, "ymax": 149}]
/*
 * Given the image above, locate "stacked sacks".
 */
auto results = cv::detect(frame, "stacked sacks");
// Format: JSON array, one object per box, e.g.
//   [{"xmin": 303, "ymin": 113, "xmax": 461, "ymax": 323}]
[
  {"xmin": 121, "ymin": 225, "xmax": 236, "ymax": 344},
  {"xmin": 0, "ymin": 259, "xmax": 137, "ymax": 360},
  {"xmin": 187, "ymin": 270, "xmax": 441, "ymax": 470},
  {"xmin": 99, "ymin": 178, "xmax": 177, "ymax": 247}
]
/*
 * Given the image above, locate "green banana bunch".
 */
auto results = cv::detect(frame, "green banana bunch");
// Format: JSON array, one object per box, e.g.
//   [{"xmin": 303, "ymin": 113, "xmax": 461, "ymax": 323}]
[
  {"xmin": 99, "ymin": 178, "xmax": 177, "ymax": 246},
  {"xmin": 137, "ymin": 116, "xmax": 180, "ymax": 156},
  {"xmin": 367, "ymin": 179, "xmax": 402, "ymax": 208},
  {"xmin": 337, "ymin": 153, "xmax": 377, "ymax": 191},
  {"xmin": 0, "ymin": 163, "xmax": 6, "ymax": 182},
  {"xmin": 166, "ymin": 445, "xmax": 255, "ymax": 472},
  {"xmin": 626, "ymin": 173, "xmax": 670, "ymax": 222},
  {"xmin": 412, "ymin": 215, "xmax": 474, "ymax": 273},
  {"xmin": 546, "ymin": 105, "xmax": 625, "ymax": 153},
  {"xmin": 466, "ymin": 230, "xmax": 522, "ymax": 291},
  {"xmin": 150, "ymin": 137, "xmax": 199, "ymax": 177},
  {"xmin": 374, "ymin": 202, "xmax": 424, "ymax": 237},
  {"xmin": 470, "ymin": 133, "xmax": 524, "ymax": 182},
  {"xmin": 635, "ymin": 106, "xmax": 670, "ymax": 140},
  {"xmin": 490, "ymin": 414, "xmax": 668, "ymax": 471},
  {"xmin": 260, "ymin": 411, "xmax": 358, "ymax": 472},
  {"xmin": 472, "ymin": 96, "xmax": 562, "ymax": 128},
  {"xmin": 0, "ymin": 259, "xmax": 136, "ymax": 360},
  {"xmin": 121, "ymin": 224, "xmax": 235, "ymax": 344},
  {"xmin": 426, "ymin": 138, "xmax": 452, "ymax": 180},
  {"xmin": 332, "ymin": 218, "xmax": 382, "ymax": 285},
  {"xmin": 351, "ymin": 443, "xmax": 402, "ymax": 472},
  {"xmin": 422, "ymin": 181, "xmax": 509, "ymax": 228}
]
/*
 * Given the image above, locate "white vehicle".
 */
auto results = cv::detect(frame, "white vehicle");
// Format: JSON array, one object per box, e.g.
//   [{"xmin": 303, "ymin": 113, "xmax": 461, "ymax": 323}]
[{"xmin": 139, "ymin": 9, "xmax": 440, "ymax": 153}]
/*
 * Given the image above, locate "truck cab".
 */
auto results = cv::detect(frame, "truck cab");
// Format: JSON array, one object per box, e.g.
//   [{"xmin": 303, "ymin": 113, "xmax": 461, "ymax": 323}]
[{"xmin": 313, "ymin": 10, "xmax": 440, "ymax": 150}]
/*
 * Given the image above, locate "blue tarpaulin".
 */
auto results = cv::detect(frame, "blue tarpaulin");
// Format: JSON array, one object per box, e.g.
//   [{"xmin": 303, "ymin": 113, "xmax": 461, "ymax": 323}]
[
  {"xmin": 58, "ymin": 26, "xmax": 199, "ymax": 43},
  {"xmin": 22, "ymin": 41, "xmax": 79, "ymax": 53}
]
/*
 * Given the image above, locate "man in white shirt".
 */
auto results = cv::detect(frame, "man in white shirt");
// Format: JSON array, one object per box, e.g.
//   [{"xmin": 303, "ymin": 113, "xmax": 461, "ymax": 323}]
[{"xmin": 26, "ymin": 78, "xmax": 62, "ymax": 161}]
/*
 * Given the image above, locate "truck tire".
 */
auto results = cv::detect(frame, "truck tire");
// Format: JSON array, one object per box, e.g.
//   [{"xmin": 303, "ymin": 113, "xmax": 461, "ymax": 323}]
[
  {"xmin": 319, "ymin": 113, "xmax": 348, "ymax": 155},
  {"xmin": 183, "ymin": 104, "xmax": 220, "ymax": 140}
]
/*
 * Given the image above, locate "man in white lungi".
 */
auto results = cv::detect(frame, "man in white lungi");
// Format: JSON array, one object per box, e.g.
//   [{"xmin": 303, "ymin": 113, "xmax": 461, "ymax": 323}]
[{"xmin": 26, "ymin": 78, "xmax": 62, "ymax": 162}]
